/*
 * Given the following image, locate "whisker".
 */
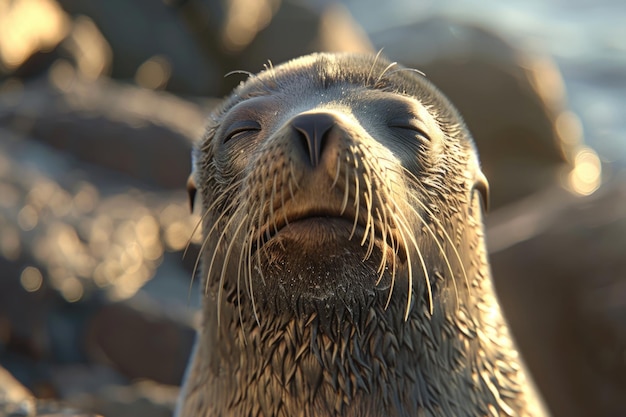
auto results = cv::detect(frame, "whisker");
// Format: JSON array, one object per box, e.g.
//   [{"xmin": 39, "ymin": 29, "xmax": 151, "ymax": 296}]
[
  {"xmin": 246, "ymin": 223, "xmax": 256, "ymax": 319},
  {"xmin": 390, "ymin": 221, "xmax": 398, "ymax": 288},
  {"xmin": 360, "ymin": 178, "xmax": 372, "ymax": 247},
  {"xmin": 256, "ymin": 188, "xmax": 267, "ymax": 287},
  {"xmin": 217, "ymin": 218, "xmax": 247, "ymax": 327},
  {"xmin": 394, "ymin": 209, "xmax": 432, "ymax": 320},
  {"xmin": 361, "ymin": 191, "xmax": 374, "ymax": 259},
  {"xmin": 183, "ymin": 182, "xmax": 240, "ymax": 259},
  {"xmin": 398, "ymin": 195, "xmax": 434, "ymax": 316},
  {"xmin": 287, "ymin": 171, "xmax": 296, "ymax": 203},
  {"xmin": 263, "ymin": 60, "xmax": 277, "ymax": 85},
  {"xmin": 375, "ymin": 62, "xmax": 397, "ymax": 87},
  {"xmin": 385, "ymin": 67, "xmax": 426, "ymax": 78},
  {"xmin": 340, "ymin": 158, "xmax": 350, "ymax": 216},
  {"xmin": 224, "ymin": 69, "xmax": 255, "ymax": 79},
  {"xmin": 405, "ymin": 200, "xmax": 460, "ymax": 309},
  {"xmin": 349, "ymin": 166, "xmax": 360, "ymax": 241},
  {"xmin": 383, "ymin": 211, "xmax": 402, "ymax": 306},
  {"xmin": 189, "ymin": 196, "xmax": 239, "ymax": 301},
  {"xmin": 289, "ymin": 161, "xmax": 300, "ymax": 191},
  {"xmin": 249, "ymin": 258, "xmax": 261, "ymax": 327},
  {"xmin": 374, "ymin": 207, "xmax": 388, "ymax": 285},
  {"xmin": 361, "ymin": 173, "xmax": 376, "ymax": 261},
  {"xmin": 270, "ymin": 173, "xmax": 280, "ymax": 236},
  {"xmin": 236, "ymin": 231, "xmax": 250, "ymax": 345},
  {"xmin": 183, "ymin": 208, "xmax": 208, "ymax": 260},
  {"xmin": 367, "ymin": 159, "xmax": 434, "ymax": 317},
  {"xmin": 406, "ymin": 189, "xmax": 470, "ymax": 292},
  {"xmin": 280, "ymin": 169, "xmax": 290, "ymax": 227},
  {"xmin": 366, "ymin": 48, "xmax": 385, "ymax": 87},
  {"xmin": 205, "ymin": 208, "xmax": 244, "ymax": 328},
  {"xmin": 331, "ymin": 155, "xmax": 341, "ymax": 189},
  {"xmin": 224, "ymin": 69, "xmax": 273, "ymax": 92},
  {"xmin": 189, "ymin": 226, "xmax": 210, "ymax": 303}
]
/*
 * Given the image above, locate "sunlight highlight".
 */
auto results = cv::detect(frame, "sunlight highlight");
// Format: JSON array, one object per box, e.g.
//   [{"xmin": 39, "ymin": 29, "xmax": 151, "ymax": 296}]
[
  {"xmin": 222, "ymin": 0, "xmax": 278, "ymax": 51},
  {"xmin": 20, "ymin": 266, "xmax": 43, "ymax": 292},
  {"xmin": 567, "ymin": 147, "xmax": 601, "ymax": 196},
  {"xmin": 0, "ymin": 0, "xmax": 69, "ymax": 69}
]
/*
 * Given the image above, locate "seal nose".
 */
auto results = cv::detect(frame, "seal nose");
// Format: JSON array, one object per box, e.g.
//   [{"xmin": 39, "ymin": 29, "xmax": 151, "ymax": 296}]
[{"xmin": 291, "ymin": 112, "xmax": 337, "ymax": 168}]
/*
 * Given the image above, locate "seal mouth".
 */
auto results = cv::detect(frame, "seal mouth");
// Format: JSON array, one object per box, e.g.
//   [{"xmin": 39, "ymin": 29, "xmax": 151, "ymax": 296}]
[
  {"xmin": 252, "ymin": 208, "xmax": 407, "ymax": 262},
  {"xmin": 252, "ymin": 209, "xmax": 346, "ymax": 249}
]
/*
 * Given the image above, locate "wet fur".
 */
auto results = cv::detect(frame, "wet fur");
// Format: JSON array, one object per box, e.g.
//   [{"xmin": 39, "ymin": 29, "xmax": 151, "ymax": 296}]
[{"xmin": 177, "ymin": 53, "xmax": 543, "ymax": 417}]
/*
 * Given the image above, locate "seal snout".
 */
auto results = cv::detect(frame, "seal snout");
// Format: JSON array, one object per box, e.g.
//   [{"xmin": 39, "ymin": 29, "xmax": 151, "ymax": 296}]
[
  {"xmin": 290, "ymin": 111, "xmax": 340, "ymax": 168},
  {"xmin": 251, "ymin": 108, "xmax": 409, "ymax": 259}
]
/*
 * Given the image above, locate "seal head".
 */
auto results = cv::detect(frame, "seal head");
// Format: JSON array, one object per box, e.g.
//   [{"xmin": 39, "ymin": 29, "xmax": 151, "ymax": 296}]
[{"xmin": 179, "ymin": 52, "xmax": 542, "ymax": 417}]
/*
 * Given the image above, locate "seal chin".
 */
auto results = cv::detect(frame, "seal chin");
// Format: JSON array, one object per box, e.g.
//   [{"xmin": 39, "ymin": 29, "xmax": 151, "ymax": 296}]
[{"xmin": 253, "ymin": 216, "xmax": 402, "ymax": 307}]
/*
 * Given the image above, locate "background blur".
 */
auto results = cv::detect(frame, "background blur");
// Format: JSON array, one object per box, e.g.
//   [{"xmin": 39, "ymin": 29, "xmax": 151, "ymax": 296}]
[{"xmin": 0, "ymin": 0, "xmax": 624, "ymax": 416}]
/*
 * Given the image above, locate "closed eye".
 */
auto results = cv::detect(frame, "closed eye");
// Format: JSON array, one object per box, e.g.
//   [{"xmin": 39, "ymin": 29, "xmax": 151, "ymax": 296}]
[
  {"xmin": 223, "ymin": 120, "xmax": 261, "ymax": 143},
  {"xmin": 388, "ymin": 118, "xmax": 430, "ymax": 140}
]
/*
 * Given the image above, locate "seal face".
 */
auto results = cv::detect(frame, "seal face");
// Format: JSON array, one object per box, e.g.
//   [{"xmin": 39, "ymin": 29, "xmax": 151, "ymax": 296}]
[{"xmin": 178, "ymin": 53, "xmax": 543, "ymax": 417}]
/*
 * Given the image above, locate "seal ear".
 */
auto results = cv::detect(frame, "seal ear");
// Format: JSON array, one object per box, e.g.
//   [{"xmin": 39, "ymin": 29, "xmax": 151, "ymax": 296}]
[
  {"xmin": 187, "ymin": 174, "xmax": 197, "ymax": 213},
  {"xmin": 473, "ymin": 171, "xmax": 490, "ymax": 213}
]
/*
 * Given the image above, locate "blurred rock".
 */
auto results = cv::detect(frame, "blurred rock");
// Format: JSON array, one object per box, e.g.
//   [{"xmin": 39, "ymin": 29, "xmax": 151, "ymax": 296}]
[
  {"xmin": 372, "ymin": 18, "xmax": 600, "ymax": 209},
  {"xmin": 0, "ymin": 0, "xmax": 71, "ymax": 80},
  {"xmin": 0, "ymin": 68, "xmax": 208, "ymax": 189},
  {"xmin": 225, "ymin": 1, "xmax": 373, "ymax": 93},
  {"xmin": 2, "ymin": 322, "xmax": 184, "ymax": 416},
  {"xmin": 85, "ymin": 293, "xmax": 196, "ymax": 386},
  {"xmin": 34, "ymin": 399, "xmax": 103, "ymax": 416},
  {"xmin": 55, "ymin": 0, "xmax": 224, "ymax": 95},
  {"xmin": 70, "ymin": 379, "xmax": 178, "ymax": 417},
  {"xmin": 487, "ymin": 173, "xmax": 626, "ymax": 417},
  {"xmin": 0, "ymin": 74, "xmax": 200, "ymax": 416},
  {"xmin": 0, "ymin": 365, "xmax": 35, "ymax": 417},
  {"xmin": 0, "ymin": 129, "xmax": 196, "ymax": 300},
  {"xmin": 1, "ymin": 0, "xmax": 373, "ymax": 97}
]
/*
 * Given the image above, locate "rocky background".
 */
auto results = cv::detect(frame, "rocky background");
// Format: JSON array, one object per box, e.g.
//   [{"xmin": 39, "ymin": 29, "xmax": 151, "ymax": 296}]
[{"xmin": 0, "ymin": 1, "xmax": 624, "ymax": 416}]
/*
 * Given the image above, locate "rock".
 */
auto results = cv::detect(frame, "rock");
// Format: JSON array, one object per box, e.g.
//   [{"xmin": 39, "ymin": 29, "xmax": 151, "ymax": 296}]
[
  {"xmin": 55, "ymin": 0, "xmax": 224, "ymax": 95},
  {"xmin": 85, "ymin": 293, "xmax": 197, "ymax": 386},
  {"xmin": 0, "ymin": 0, "xmax": 71, "ymax": 81},
  {"xmin": 2, "ymin": 0, "xmax": 373, "ymax": 97},
  {"xmin": 69, "ymin": 379, "xmax": 178, "ymax": 417},
  {"xmin": 0, "ymin": 129, "xmax": 195, "ymax": 300},
  {"xmin": 0, "ymin": 111, "xmax": 198, "ymax": 415},
  {"xmin": 0, "ymin": 68, "xmax": 208, "ymax": 189},
  {"xmin": 487, "ymin": 173, "xmax": 626, "ymax": 417},
  {"xmin": 226, "ymin": 1, "xmax": 373, "ymax": 93},
  {"xmin": 0, "ymin": 365, "xmax": 35, "ymax": 417},
  {"xmin": 371, "ymin": 18, "xmax": 600, "ymax": 209},
  {"xmin": 34, "ymin": 399, "xmax": 103, "ymax": 416}
]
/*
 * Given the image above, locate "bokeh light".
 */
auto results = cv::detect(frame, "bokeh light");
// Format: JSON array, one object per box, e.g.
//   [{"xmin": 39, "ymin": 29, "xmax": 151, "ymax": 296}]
[
  {"xmin": 0, "ymin": 0, "xmax": 69, "ymax": 69},
  {"xmin": 135, "ymin": 55, "xmax": 172, "ymax": 90},
  {"xmin": 568, "ymin": 147, "xmax": 602, "ymax": 196},
  {"xmin": 20, "ymin": 266, "xmax": 43, "ymax": 292}
]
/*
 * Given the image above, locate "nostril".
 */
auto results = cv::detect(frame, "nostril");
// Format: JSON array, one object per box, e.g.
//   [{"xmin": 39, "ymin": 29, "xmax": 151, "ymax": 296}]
[{"xmin": 291, "ymin": 112, "xmax": 337, "ymax": 167}]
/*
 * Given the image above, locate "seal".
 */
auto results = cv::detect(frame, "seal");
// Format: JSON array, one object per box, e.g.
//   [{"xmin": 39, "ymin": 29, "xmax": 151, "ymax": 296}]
[{"xmin": 177, "ymin": 52, "xmax": 546, "ymax": 417}]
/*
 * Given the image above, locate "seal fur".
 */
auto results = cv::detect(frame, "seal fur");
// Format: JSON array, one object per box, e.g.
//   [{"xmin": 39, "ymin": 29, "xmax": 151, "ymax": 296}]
[{"xmin": 177, "ymin": 52, "xmax": 545, "ymax": 417}]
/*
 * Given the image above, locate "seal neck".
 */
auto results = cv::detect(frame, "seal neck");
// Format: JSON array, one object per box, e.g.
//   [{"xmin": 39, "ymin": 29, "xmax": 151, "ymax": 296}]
[{"xmin": 179, "ymin": 284, "xmax": 526, "ymax": 417}]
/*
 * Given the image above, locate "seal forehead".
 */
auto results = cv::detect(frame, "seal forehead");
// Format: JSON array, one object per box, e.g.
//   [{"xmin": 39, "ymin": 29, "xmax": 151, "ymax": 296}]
[
  {"xmin": 198, "ymin": 52, "xmax": 481, "ymax": 193},
  {"xmin": 221, "ymin": 53, "xmax": 471, "ymax": 144}
]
